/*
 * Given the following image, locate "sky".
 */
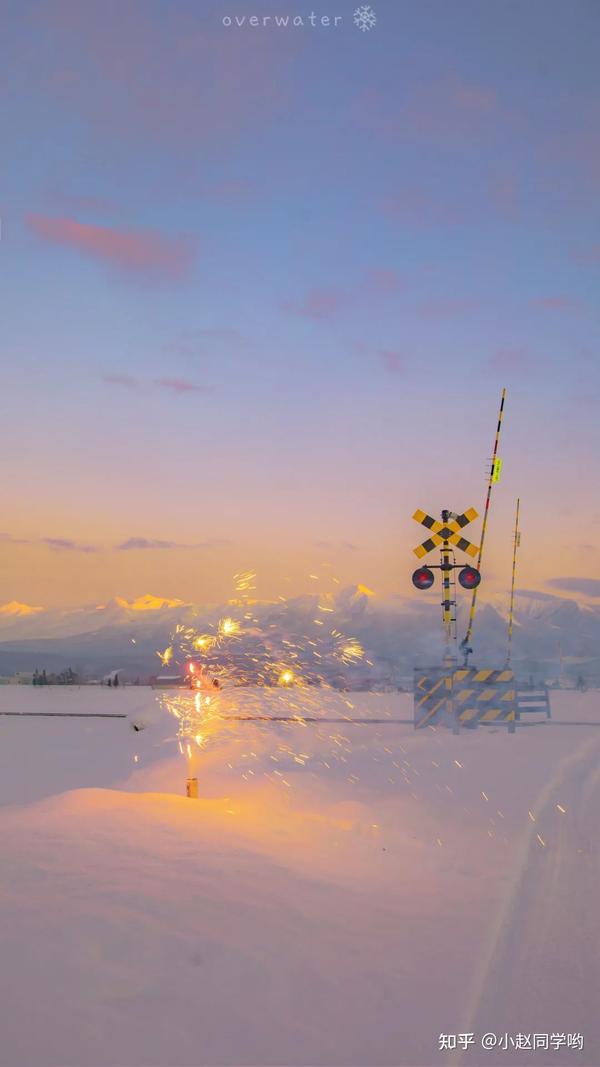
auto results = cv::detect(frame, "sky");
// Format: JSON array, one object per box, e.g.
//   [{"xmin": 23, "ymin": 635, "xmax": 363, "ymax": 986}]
[{"xmin": 0, "ymin": 0, "xmax": 599, "ymax": 609}]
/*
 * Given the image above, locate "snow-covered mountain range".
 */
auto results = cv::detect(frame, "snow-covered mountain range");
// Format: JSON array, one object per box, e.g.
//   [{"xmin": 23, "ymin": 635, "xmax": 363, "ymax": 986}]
[{"xmin": 0, "ymin": 587, "xmax": 598, "ymax": 685}]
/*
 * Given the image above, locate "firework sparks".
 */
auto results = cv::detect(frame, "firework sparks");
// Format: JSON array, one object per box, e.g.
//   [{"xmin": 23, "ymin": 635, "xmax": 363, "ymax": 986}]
[
  {"xmin": 194, "ymin": 634, "xmax": 216, "ymax": 651},
  {"xmin": 234, "ymin": 571, "xmax": 257, "ymax": 595},
  {"xmin": 155, "ymin": 570, "xmax": 390, "ymax": 794},
  {"xmin": 159, "ymin": 571, "xmax": 374, "ymax": 692},
  {"xmin": 339, "ymin": 637, "xmax": 365, "ymax": 664}
]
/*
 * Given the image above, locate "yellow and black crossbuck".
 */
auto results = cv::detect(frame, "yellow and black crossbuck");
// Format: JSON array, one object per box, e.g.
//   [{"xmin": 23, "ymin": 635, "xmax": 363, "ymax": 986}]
[
  {"xmin": 413, "ymin": 507, "xmax": 479, "ymax": 559},
  {"xmin": 414, "ymin": 666, "xmax": 516, "ymax": 732}
]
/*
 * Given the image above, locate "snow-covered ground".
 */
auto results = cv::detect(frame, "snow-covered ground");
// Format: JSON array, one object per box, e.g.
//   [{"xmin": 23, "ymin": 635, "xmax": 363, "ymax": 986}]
[{"xmin": 0, "ymin": 686, "xmax": 598, "ymax": 1067}]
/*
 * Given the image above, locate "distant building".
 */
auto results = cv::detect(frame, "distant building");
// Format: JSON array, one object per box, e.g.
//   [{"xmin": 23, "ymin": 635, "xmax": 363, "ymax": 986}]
[{"xmin": 151, "ymin": 671, "xmax": 188, "ymax": 688}]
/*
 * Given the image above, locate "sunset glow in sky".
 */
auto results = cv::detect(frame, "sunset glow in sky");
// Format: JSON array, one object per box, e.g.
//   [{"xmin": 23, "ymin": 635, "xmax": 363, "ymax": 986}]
[{"xmin": 1, "ymin": 0, "xmax": 599, "ymax": 607}]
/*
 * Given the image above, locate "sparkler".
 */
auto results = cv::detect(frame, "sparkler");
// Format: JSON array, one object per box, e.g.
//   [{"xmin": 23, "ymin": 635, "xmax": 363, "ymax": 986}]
[{"xmin": 156, "ymin": 570, "xmax": 383, "ymax": 796}]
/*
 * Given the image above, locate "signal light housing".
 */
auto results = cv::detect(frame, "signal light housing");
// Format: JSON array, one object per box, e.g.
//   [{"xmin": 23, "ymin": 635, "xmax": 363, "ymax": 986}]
[
  {"xmin": 458, "ymin": 566, "xmax": 481, "ymax": 590},
  {"xmin": 412, "ymin": 566, "xmax": 435, "ymax": 590}
]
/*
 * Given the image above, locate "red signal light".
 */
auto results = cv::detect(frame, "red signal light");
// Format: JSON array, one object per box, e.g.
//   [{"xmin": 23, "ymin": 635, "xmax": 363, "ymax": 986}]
[
  {"xmin": 458, "ymin": 566, "xmax": 481, "ymax": 589},
  {"xmin": 412, "ymin": 566, "xmax": 435, "ymax": 590}
]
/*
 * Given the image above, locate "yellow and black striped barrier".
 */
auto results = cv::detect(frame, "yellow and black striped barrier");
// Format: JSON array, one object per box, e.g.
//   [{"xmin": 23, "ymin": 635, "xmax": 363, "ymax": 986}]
[
  {"xmin": 414, "ymin": 666, "xmax": 516, "ymax": 733},
  {"xmin": 414, "ymin": 667, "xmax": 455, "ymax": 730}
]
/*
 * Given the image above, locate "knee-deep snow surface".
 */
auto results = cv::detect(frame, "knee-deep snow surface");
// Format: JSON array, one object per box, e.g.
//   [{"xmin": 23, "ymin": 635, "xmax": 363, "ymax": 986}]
[{"xmin": 0, "ymin": 686, "xmax": 598, "ymax": 1067}]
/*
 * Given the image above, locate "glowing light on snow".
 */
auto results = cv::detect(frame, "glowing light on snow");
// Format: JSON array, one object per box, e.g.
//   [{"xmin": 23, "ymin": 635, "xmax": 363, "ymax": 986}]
[
  {"xmin": 278, "ymin": 669, "xmax": 295, "ymax": 686},
  {"xmin": 219, "ymin": 617, "xmax": 239, "ymax": 637},
  {"xmin": 117, "ymin": 594, "xmax": 185, "ymax": 612}
]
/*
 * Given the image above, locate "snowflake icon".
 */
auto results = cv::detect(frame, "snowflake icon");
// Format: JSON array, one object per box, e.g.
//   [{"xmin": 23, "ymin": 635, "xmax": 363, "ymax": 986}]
[{"xmin": 353, "ymin": 4, "xmax": 377, "ymax": 31}]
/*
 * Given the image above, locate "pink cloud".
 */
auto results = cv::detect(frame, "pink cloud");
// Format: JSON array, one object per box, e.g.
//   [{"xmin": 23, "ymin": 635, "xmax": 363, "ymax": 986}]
[
  {"xmin": 408, "ymin": 81, "xmax": 498, "ymax": 137},
  {"xmin": 490, "ymin": 348, "xmax": 535, "ymax": 371},
  {"xmin": 27, "ymin": 215, "xmax": 195, "ymax": 280},
  {"xmin": 452, "ymin": 84, "xmax": 497, "ymax": 113},
  {"xmin": 364, "ymin": 268, "xmax": 403, "ymax": 294},
  {"xmin": 378, "ymin": 350, "xmax": 406, "ymax": 375},
  {"xmin": 355, "ymin": 77, "xmax": 501, "ymax": 144},
  {"xmin": 103, "ymin": 374, "xmax": 207, "ymax": 394},
  {"xmin": 383, "ymin": 174, "xmax": 521, "ymax": 229},
  {"xmin": 155, "ymin": 378, "xmax": 207, "ymax": 395},
  {"xmin": 529, "ymin": 296, "xmax": 573, "ymax": 311},
  {"xmin": 284, "ymin": 271, "xmax": 400, "ymax": 322},
  {"xmin": 283, "ymin": 287, "xmax": 345, "ymax": 321},
  {"xmin": 350, "ymin": 341, "xmax": 370, "ymax": 355},
  {"xmin": 31, "ymin": 3, "xmax": 296, "ymax": 151}
]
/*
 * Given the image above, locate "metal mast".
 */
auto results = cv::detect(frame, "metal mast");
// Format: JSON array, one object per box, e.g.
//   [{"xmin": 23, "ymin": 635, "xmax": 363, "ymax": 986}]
[
  {"xmin": 461, "ymin": 388, "xmax": 506, "ymax": 665},
  {"xmin": 506, "ymin": 497, "xmax": 520, "ymax": 667}
]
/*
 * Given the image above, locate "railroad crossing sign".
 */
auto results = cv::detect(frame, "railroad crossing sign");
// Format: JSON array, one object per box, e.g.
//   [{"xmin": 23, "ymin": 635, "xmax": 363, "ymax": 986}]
[{"xmin": 412, "ymin": 507, "xmax": 479, "ymax": 559}]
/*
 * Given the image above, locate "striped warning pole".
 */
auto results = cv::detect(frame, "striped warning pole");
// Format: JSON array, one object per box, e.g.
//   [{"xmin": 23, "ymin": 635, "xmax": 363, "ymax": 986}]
[
  {"xmin": 506, "ymin": 497, "xmax": 520, "ymax": 666},
  {"xmin": 440, "ymin": 510, "xmax": 458, "ymax": 731},
  {"xmin": 461, "ymin": 388, "xmax": 506, "ymax": 664}
]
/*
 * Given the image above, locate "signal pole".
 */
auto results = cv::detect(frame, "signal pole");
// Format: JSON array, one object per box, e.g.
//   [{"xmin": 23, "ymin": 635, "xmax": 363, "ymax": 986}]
[
  {"xmin": 461, "ymin": 388, "xmax": 506, "ymax": 665},
  {"xmin": 506, "ymin": 497, "xmax": 520, "ymax": 667},
  {"xmin": 440, "ymin": 511, "xmax": 455, "ymax": 664},
  {"xmin": 412, "ymin": 507, "xmax": 481, "ymax": 733}
]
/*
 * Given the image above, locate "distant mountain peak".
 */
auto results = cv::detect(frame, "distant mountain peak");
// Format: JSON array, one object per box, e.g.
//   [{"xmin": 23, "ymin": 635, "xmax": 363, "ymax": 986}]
[
  {"xmin": 0, "ymin": 600, "xmax": 44, "ymax": 616},
  {"xmin": 113, "ymin": 593, "xmax": 187, "ymax": 612}
]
